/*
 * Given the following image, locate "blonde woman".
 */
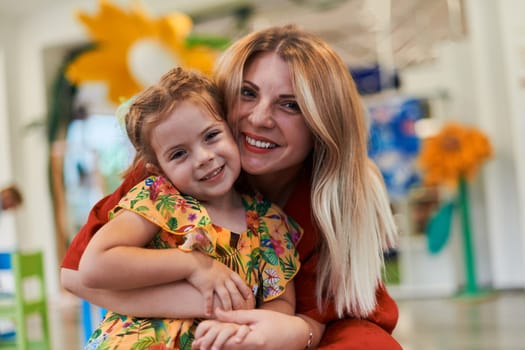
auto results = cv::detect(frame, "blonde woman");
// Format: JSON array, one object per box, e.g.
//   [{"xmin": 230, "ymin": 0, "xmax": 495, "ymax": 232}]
[{"xmin": 62, "ymin": 25, "xmax": 400, "ymax": 349}]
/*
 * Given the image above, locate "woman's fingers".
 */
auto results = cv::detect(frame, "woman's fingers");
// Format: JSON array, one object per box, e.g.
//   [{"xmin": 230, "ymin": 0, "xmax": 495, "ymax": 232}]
[{"xmin": 234, "ymin": 324, "xmax": 250, "ymax": 343}]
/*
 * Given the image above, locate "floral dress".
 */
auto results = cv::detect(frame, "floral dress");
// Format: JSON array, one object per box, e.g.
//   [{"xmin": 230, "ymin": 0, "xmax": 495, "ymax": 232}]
[{"xmin": 85, "ymin": 176, "xmax": 302, "ymax": 350}]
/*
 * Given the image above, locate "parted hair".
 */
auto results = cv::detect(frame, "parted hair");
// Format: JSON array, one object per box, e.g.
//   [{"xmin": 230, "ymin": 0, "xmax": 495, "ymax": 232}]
[
  {"xmin": 123, "ymin": 67, "xmax": 225, "ymax": 172},
  {"xmin": 214, "ymin": 24, "xmax": 397, "ymax": 317}
]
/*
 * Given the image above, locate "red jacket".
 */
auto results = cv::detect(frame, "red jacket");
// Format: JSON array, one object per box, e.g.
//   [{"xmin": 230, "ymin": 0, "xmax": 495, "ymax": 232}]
[{"xmin": 62, "ymin": 166, "xmax": 401, "ymax": 349}]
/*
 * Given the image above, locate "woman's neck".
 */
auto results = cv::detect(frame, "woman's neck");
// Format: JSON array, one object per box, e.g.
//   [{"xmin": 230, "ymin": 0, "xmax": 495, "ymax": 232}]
[{"xmin": 246, "ymin": 166, "xmax": 303, "ymax": 207}]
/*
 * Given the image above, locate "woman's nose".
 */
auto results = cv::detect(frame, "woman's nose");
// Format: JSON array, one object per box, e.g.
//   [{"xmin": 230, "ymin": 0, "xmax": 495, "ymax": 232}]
[{"xmin": 248, "ymin": 102, "xmax": 275, "ymax": 128}]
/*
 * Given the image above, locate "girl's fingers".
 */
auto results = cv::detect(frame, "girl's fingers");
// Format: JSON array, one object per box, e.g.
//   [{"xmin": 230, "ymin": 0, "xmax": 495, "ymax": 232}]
[
  {"xmin": 230, "ymin": 273, "xmax": 253, "ymax": 299},
  {"xmin": 214, "ymin": 285, "xmax": 232, "ymax": 311},
  {"xmin": 210, "ymin": 324, "xmax": 239, "ymax": 349},
  {"xmin": 192, "ymin": 320, "xmax": 219, "ymax": 349}
]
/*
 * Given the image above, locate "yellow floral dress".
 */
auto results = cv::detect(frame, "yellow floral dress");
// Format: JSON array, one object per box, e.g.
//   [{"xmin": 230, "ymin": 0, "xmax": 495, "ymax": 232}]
[{"xmin": 85, "ymin": 176, "xmax": 302, "ymax": 350}]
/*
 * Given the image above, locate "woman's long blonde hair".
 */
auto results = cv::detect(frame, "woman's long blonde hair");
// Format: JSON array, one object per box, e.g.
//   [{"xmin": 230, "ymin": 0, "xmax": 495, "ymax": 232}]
[{"xmin": 214, "ymin": 25, "xmax": 397, "ymax": 317}]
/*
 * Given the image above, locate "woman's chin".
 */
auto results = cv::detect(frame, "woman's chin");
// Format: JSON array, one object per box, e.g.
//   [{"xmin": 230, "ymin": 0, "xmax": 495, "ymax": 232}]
[{"xmin": 240, "ymin": 158, "xmax": 272, "ymax": 175}]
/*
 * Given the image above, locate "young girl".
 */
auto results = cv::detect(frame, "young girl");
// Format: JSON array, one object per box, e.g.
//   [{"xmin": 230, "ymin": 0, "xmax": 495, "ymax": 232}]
[{"xmin": 79, "ymin": 67, "xmax": 301, "ymax": 350}]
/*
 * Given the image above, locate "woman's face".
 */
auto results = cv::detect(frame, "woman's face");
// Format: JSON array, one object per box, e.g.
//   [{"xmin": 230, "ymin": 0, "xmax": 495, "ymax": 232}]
[{"xmin": 229, "ymin": 52, "xmax": 313, "ymax": 178}]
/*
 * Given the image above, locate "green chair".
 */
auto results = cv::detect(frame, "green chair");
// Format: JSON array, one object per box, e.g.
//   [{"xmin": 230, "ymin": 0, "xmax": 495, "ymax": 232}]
[{"xmin": 0, "ymin": 251, "xmax": 51, "ymax": 350}]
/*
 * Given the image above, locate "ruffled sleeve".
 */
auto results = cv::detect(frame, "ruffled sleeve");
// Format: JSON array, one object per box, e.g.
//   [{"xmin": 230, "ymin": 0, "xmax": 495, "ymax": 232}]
[
  {"xmin": 243, "ymin": 193, "xmax": 303, "ymax": 302},
  {"xmin": 112, "ymin": 176, "xmax": 218, "ymax": 254}
]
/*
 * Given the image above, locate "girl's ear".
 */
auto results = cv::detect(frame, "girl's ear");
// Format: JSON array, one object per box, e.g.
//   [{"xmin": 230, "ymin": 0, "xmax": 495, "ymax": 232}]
[{"xmin": 145, "ymin": 162, "xmax": 162, "ymax": 176}]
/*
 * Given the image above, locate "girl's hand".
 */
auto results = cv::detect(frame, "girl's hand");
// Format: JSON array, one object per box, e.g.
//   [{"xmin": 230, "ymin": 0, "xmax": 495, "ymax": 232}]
[
  {"xmin": 188, "ymin": 252, "xmax": 255, "ymax": 316},
  {"xmin": 191, "ymin": 320, "xmax": 250, "ymax": 350}
]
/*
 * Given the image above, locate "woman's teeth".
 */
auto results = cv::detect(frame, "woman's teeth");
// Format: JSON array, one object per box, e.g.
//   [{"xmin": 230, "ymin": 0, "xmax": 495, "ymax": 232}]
[{"xmin": 246, "ymin": 135, "xmax": 276, "ymax": 149}]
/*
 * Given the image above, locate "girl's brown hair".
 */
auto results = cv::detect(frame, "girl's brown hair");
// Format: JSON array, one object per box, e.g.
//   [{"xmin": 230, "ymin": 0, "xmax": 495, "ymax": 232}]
[{"xmin": 123, "ymin": 67, "xmax": 224, "ymax": 173}]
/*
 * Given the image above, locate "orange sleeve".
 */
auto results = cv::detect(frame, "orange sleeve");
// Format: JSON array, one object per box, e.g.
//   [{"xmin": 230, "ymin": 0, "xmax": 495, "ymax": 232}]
[{"xmin": 61, "ymin": 164, "xmax": 148, "ymax": 270}]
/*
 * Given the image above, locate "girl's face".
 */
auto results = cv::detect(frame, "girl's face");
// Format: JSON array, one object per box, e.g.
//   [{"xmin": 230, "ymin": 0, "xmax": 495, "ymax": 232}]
[
  {"xmin": 229, "ymin": 52, "xmax": 313, "ymax": 178},
  {"xmin": 150, "ymin": 101, "xmax": 241, "ymax": 203}
]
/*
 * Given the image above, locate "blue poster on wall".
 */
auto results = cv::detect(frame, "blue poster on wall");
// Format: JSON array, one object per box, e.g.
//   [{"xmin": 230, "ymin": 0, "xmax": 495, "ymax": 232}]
[{"xmin": 367, "ymin": 96, "xmax": 424, "ymax": 200}]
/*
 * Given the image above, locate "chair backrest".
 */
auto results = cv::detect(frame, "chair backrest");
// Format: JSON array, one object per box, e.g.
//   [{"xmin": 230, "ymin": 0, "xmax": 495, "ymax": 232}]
[{"xmin": 12, "ymin": 251, "xmax": 47, "ymax": 301}]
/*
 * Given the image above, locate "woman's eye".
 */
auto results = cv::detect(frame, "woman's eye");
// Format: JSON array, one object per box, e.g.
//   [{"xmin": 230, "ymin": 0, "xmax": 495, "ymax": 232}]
[
  {"xmin": 240, "ymin": 86, "xmax": 256, "ymax": 98},
  {"xmin": 282, "ymin": 101, "xmax": 301, "ymax": 113}
]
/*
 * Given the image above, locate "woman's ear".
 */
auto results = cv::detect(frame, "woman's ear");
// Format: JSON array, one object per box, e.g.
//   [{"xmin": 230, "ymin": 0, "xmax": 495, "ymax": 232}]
[{"xmin": 145, "ymin": 162, "xmax": 162, "ymax": 176}]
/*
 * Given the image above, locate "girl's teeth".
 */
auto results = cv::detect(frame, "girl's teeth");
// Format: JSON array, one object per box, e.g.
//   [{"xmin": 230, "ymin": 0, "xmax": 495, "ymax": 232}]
[{"xmin": 203, "ymin": 166, "xmax": 222, "ymax": 180}]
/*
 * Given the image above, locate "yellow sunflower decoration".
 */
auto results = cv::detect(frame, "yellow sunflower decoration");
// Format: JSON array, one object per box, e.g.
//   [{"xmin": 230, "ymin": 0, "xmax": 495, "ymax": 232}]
[
  {"xmin": 66, "ymin": 0, "xmax": 223, "ymax": 104},
  {"xmin": 418, "ymin": 122, "xmax": 493, "ymax": 187}
]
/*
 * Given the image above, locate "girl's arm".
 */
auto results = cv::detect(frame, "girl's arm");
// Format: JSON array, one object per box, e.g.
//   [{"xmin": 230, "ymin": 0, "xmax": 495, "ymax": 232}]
[{"xmin": 78, "ymin": 210, "xmax": 254, "ymax": 312}]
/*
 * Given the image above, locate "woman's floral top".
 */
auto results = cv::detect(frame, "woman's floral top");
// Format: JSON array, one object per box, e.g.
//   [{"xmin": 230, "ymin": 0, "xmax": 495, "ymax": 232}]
[{"xmin": 85, "ymin": 176, "xmax": 302, "ymax": 350}]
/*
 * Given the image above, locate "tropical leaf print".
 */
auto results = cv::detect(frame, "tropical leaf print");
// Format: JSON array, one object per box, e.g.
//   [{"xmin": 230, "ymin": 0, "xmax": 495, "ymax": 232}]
[
  {"xmin": 167, "ymin": 217, "xmax": 178, "ymax": 231},
  {"xmin": 261, "ymin": 248, "xmax": 279, "ymax": 265},
  {"xmin": 156, "ymin": 194, "xmax": 177, "ymax": 216},
  {"xmin": 280, "ymin": 255, "xmax": 299, "ymax": 280},
  {"xmin": 197, "ymin": 215, "xmax": 211, "ymax": 226},
  {"xmin": 179, "ymin": 331, "xmax": 194, "ymax": 350},
  {"xmin": 130, "ymin": 336, "xmax": 157, "ymax": 350}
]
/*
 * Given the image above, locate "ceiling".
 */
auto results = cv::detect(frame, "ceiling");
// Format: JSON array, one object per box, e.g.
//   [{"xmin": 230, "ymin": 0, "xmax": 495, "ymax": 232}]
[{"xmin": 0, "ymin": 0, "xmax": 467, "ymax": 68}]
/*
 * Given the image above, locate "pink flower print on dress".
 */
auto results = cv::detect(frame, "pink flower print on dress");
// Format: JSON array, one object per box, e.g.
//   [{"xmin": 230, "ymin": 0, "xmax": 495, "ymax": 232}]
[
  {"xmin": 175, "ymin": 198, "xmax": 189, "ymax": 213},
  {"xmin": 179, "ymin": 228, "xmax": 214, "ymax": 253},
  {"xmin": 270, "ymin": 238, "xmax": 284, "ymax": 256}
]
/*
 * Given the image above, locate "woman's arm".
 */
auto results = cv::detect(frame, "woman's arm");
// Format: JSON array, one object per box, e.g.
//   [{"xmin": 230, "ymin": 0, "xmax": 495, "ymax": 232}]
[
  {"xmin": 62, "ymin": 267, "xmax": 213, "ymax": 318},
  {"xmin": 259, "ymin": 280, "xmax": 295, "ymax": 315}
]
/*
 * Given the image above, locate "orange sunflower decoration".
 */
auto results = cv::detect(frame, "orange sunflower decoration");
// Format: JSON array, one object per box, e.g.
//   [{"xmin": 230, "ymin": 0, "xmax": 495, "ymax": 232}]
[
  {"xmin": 419, "ymin": 121, "xmax": 493, "ymax": 297},
  {"xmin": 66, "ymin": 0, "xmax": 223, "ymax": 104},
  {"xmin": 418, "ymin": 122, "xmax": 493, "ymax": 187}
]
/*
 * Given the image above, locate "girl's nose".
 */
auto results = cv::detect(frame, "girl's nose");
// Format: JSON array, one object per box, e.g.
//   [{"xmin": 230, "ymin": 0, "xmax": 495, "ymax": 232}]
[
  {"xmin": 248, "ymin": 102, "xmax": 275, "ymax": 128},
  {"xmin": 196, "ymin": 147, "xmax": 214, "ymax": 167}
]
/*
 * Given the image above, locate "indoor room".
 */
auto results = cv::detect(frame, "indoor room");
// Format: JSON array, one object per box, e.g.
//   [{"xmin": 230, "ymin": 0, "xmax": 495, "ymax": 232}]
[{"xmin": 0, "ymin": 0, "xmax": 524, "ymax": 349}]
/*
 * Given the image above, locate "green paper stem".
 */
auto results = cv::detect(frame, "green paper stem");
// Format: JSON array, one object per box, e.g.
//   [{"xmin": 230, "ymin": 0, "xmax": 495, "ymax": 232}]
[{"xmin": 458, "ymin": 176, "xmax": 479, "ymax": 294}]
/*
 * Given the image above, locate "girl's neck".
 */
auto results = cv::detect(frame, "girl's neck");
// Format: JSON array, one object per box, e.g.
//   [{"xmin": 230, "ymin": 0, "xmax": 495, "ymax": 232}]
[{"xmin": 202, "ymin": 190, "xmax": 247, "ymax": 233}]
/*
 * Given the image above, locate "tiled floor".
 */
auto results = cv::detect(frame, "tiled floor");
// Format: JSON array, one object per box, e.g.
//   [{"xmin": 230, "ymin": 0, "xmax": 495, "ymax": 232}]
[{"xmin": 46, "ymin": 289, "xmax": 525, "ymax": 349}]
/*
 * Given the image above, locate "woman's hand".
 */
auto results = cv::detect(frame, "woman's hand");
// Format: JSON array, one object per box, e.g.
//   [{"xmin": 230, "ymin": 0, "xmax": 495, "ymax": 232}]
[
  {"xmin": 188, "ymin": 253, "xmax": 255, "ymax": 316},
  {"xmin": 193, "ymin": 308, "xmax": 322, "ymax": 350}
]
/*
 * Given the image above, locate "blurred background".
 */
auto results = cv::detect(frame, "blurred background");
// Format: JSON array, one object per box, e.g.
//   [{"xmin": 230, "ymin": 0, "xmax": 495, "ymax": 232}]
[{"xmin": 0, "ymin": 0, "xmax": 524, "ymax": 349}]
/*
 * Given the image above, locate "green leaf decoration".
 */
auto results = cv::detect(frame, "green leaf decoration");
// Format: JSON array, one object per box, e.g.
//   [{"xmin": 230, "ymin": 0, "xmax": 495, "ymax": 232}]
[{"xmin": 426, "ymin": 200, "xmax": 455, "ymax": 254}]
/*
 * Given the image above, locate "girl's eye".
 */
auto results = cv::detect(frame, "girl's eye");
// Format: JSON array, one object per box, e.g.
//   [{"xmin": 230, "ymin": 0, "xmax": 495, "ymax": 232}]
[
  {"xmin": 282, "ymin": 101, "xmax": 301, "ymax": 113},
  {"xmin": 170, "ymin": 150, "xmax": 186, "ymax": 160},
  {"xmin": 240, "ymin": 86, "xmax": 256, "ymax": 98},
  {"xmin": 205, "ymin": 130, "xmax": 220, "ymax": 142}
]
